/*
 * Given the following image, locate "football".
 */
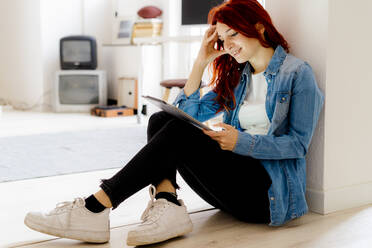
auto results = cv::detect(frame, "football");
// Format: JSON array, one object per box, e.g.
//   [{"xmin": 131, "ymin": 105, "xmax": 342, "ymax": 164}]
[{"xmin": 137, "ymin": 6, "xmax": 162, "ymax": 19}]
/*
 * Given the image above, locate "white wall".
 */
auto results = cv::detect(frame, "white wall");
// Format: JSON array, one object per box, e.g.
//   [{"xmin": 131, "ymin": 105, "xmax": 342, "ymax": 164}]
[
  {"xmin": 0, "ymin": 0, "xmax": 83, "ymax": 111},
  {"xmin": 265, "ymin": 0, "xmax": 327, "ymax": 213},
  {"xmin": 266, "ymin": 0, "xmax": 372, "ymax": 214},
  {"xmin": 104, "ymin": 0, "xmax": 206, "ymax": 105},
  {"xmin": 83, "ymin": 0, "xmax": 118, "ymax": 99},
  {"xmin": 0, "ymin": 0, "xmax": 205, "ymax": 110},
  {"xmin": 0, "ymin": 0, "xmax": 44, "ymax": 110},
  {"xmin": 92, "ymin": 0, "xmax": 165, "ymax": 102},
  {"xmin": 40, "ymin": 0, "xmax": 83, "ymax": 111},
  {"xmin": 323, "ymin": 0, "xmax": 372, "ymax": 213}
]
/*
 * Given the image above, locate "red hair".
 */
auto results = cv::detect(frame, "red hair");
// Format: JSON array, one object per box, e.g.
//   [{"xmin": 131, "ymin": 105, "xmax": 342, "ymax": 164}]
[{"xmin": 208, "ymin": 0, "xmax": 289, "ymax": 113}]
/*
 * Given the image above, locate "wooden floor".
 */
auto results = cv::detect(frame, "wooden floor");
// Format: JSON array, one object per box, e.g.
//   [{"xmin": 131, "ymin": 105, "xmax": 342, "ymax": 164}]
[
  {"xmin": 6, "ymin": 204, "xmax": 372, "ymax": 248},
  {"xmin": 2, "ymin": 110, "xmax": 372, "ymax": 247}
]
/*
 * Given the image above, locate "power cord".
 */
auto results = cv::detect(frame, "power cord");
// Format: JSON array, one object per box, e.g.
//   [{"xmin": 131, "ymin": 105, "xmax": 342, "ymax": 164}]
[{"xmin": 0, "ymin": 90, "xmax": 52, "ymax": 111}]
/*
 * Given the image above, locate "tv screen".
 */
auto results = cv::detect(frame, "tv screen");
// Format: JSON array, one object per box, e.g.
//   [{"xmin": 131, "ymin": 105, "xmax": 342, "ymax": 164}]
[
  {"xmin": 62, "ymin": 41, "xmax": 92, "ymax": 63},
  {"xmin": 60, "ymin": 35, "xmax": 97, "ymax": 70},
  {"xmin": 53, "ymin": 70, "xmax": 107, "ymax": 112},
  {"xmin": 182, "ymin": 0, "xmax": 223, "ymax": 25},
  {"xmin": 59, "ymin": 75, "xmax": 99, "ymax": 104}
]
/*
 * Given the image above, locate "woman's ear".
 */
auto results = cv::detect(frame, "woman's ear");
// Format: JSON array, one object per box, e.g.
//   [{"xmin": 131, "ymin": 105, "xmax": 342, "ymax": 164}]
[{"xmin": 255, "ymin": 23, "xmax": 265, "ymax": 35}]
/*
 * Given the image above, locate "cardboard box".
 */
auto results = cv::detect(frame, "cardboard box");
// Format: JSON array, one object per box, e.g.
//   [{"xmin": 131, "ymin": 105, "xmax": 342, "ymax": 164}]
[
  {"xmin": 91, "ymin": 106, "xmax": 134, "ymax": 117},
  {"xmin": 117, "ymin": 77, "xmax": 138, "ymax": 109}
]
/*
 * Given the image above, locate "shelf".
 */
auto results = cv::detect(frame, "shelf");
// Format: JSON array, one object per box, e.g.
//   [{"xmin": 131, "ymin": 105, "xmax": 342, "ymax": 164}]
[
  {"xmin": 133, "ymin": 35, "xmax": 202, "ymax": 44},
  {"xmin": 102, "ymin": 35, "xmax": 203, "ymax": 47},
  {"xmin": 102, "ymin": 43, "xmax": 136, "ymax": 47}
]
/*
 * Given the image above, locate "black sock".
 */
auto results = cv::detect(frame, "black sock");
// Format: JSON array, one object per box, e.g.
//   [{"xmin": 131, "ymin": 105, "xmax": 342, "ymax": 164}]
[
  {"xmin": 155, "ymin": 192, "xmax": 181, "ymax": 206},
  {"xmin": 85, "ymin": 195, "xmax": 107, "ymax": 213}
]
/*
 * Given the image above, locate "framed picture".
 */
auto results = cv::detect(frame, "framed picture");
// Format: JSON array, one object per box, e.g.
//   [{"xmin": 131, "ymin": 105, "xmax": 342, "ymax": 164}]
[{"xmin": 112, "ymin": 16, "xmax": 135, "ymax": 44}]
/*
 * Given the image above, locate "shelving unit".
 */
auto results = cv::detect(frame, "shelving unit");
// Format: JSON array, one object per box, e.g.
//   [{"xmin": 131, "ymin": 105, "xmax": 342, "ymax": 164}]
[{"xmin": 103, "ymin": 35, "xmax": 202, "ymax": 123}]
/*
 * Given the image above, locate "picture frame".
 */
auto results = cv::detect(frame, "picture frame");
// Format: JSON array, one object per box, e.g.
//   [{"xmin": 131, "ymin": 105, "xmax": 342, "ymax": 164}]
[{"xmin": 112, "ymin": 16, "xmax": 135, "ymax": 44}]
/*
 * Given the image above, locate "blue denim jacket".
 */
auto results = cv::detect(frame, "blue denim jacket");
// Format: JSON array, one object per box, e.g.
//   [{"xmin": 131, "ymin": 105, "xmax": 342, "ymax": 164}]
[{"xmin": 173, "ymin": 45, "xmax": 324, "ymax": 226}]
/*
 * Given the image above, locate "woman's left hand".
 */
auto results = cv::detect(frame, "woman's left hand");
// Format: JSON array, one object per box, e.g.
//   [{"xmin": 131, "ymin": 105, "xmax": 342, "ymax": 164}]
[{"xmin": 202, "ymin": 123, "xmax": 239, "ymax": 151}]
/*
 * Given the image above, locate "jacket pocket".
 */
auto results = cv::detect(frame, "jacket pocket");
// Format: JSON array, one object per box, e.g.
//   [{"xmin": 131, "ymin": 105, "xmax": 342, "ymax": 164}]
[
  {"xmin": 276, "ymin": 92, "xmax": 291, "ymax": 104},
  {"xmin": 271, "ymin": 92, "xmax": 291, "ymax": 134}
]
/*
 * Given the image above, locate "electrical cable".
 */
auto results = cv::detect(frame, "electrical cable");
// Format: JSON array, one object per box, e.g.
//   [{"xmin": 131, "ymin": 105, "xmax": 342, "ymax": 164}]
[{"xmin": 0, "ymin": 90, "xmax": 52, "ymax": 111}]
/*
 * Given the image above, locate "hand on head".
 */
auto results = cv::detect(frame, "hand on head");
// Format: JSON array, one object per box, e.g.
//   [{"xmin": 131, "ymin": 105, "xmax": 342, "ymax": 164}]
[{"xmin": 196, "ymin": 25, "xmax": 228, "ymax": 66}]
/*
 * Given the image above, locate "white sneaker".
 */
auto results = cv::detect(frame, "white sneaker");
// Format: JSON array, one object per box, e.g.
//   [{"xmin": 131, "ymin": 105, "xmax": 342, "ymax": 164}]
[
  {"xmin": 24, "ymin": 198, "xmax": 110, "ymax": 243},
  {"xmin": 126, "ymin": 186, "xmax": 193, "ymax": 246}
]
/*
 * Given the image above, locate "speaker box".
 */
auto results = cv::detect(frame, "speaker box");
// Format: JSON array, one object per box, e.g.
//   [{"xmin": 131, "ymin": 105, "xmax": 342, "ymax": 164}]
[{"xmin": 117, "ymin": 77, "xmax": 138, "ymax": 109}]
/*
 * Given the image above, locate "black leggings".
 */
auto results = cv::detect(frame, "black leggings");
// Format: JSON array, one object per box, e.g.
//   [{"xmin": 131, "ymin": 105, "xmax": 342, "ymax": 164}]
[{"xmin": 100, "ymin": 111, "xmax": 272, "ymax": 223}]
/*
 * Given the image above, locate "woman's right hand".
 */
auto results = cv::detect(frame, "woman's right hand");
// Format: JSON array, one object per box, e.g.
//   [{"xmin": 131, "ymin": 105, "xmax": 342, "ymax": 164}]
[{"xmin": 196, "ymin": 25, "xmax": 227, "ymax": 67}]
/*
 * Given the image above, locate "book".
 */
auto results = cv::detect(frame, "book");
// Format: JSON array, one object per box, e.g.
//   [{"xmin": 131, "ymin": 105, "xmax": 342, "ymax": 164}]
[{"xmin": 142, "ymin": 95, "xmax": 214, "ymax": 131}]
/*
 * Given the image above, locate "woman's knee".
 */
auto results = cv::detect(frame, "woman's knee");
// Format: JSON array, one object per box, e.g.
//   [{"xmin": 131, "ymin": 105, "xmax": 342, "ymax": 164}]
[
  {"xmin": 148, "ymin": 111, "xmax": 173, "ymax": 128},
  {"xmin": 147, "ymin": 111, "xmax": 176, "ymax": 141},
  {"xmin": 148, "ymin": 112, "xmax": 203, "ymax": 142}
]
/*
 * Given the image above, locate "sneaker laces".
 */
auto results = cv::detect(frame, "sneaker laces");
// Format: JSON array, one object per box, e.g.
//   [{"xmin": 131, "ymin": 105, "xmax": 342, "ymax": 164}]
[
  {"xmin": 140, "ymin": 185, "xmax": 169, "ymax": 223},
  {"xmin": 50, "ymin": 198, "xmax": 85, "ymax": 214}
]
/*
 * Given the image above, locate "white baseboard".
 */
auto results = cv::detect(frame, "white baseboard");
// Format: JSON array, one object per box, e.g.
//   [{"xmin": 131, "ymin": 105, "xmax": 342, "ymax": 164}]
[{"xmin": 306, "ymin": 181, "xmax": 372, "ymax": 214}]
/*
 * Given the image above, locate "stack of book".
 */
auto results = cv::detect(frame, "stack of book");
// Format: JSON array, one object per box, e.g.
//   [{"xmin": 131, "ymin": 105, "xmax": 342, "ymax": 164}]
[{"xmin": 132, "ymin": 19, "xmax": 163, "ymax": 38}]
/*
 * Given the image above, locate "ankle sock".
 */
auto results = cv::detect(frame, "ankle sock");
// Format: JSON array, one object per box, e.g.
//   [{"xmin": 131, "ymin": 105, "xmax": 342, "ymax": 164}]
[
  {"xmin": 85, "ymin": 194, "xmax": 107, "ymax": 213},
  {"xmin": 155, "ymin": 192, "xmax": 181, "ymax": 206}
]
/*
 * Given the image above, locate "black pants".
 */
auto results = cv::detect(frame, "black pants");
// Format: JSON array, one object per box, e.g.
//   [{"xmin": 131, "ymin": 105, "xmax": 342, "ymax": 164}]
[{"xmin": 100, "ymin": 111, "xmax": 272, "ymax": 223}]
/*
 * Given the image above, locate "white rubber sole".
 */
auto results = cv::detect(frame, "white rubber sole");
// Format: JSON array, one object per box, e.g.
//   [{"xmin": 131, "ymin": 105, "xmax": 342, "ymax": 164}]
[
  {"xmin": 24, "ymin": 216, "xmax": 109, "ymax": 243},
  {"xmin": 126, "ymin": 220, "xmax": 193, "ymax": 246}
]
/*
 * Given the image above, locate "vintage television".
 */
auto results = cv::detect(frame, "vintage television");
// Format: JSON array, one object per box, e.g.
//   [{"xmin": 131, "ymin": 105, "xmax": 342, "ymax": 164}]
[
  {"xmin": 60, "ymin": 35, "xmax": 97, "ymax": 70},
  {"xmin": 53, "ymin": 70, "xmax": 107, "ymax": 112}
]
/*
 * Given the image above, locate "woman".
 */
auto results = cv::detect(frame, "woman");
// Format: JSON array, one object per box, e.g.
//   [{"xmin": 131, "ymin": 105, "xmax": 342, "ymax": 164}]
[{"xmin": 24, "ymin": 0, "xmax": 324, "ymax": 246}]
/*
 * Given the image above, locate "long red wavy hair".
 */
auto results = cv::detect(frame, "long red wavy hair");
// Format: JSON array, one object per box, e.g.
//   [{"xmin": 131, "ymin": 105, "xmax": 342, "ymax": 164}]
[{"xmin": 208, "ymin": 0, "xmax": 289, "ymax": 113}]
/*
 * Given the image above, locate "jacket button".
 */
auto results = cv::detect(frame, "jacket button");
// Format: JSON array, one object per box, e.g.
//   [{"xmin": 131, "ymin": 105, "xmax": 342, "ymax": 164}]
[{"xmin": 270, "ymin": 197, "xmax": 275, "ymax": 201}]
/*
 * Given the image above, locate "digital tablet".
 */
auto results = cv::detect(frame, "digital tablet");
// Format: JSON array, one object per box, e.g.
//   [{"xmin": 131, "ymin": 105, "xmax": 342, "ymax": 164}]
[{"xmin": 142, "ymin": 95, "xmax": 214, "ymax": 131}]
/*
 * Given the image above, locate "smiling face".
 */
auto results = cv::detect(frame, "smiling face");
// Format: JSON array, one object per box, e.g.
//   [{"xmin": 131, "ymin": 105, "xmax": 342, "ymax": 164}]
[{"xmin": 216, "ymin": 22, "xmax": 262, "ymax": 64}]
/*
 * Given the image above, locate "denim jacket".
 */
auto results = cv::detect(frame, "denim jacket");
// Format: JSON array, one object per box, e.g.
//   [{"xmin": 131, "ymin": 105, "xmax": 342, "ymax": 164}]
[{"xmin": 173, "ymin": 45, "xmax": 324, "ymax": 226}]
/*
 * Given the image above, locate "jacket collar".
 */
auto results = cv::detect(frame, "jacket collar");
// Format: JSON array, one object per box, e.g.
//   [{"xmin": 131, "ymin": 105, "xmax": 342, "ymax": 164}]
[
  {"xmin": 241, "ymin": 45, "xmax": 287, "ymax": 78},
  {"xmin": 242, "ymin": 61, "xmax": 252, "ymax": 79},
  {"xmin": 264, "ymin": 45, "xmax": 287, "ymax": 76}
]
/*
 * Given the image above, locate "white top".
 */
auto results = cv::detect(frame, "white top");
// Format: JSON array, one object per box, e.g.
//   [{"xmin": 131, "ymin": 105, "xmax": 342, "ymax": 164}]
[{"xmin": 238, "ymin": 71, "xmax": 270, "ymax": 135}]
